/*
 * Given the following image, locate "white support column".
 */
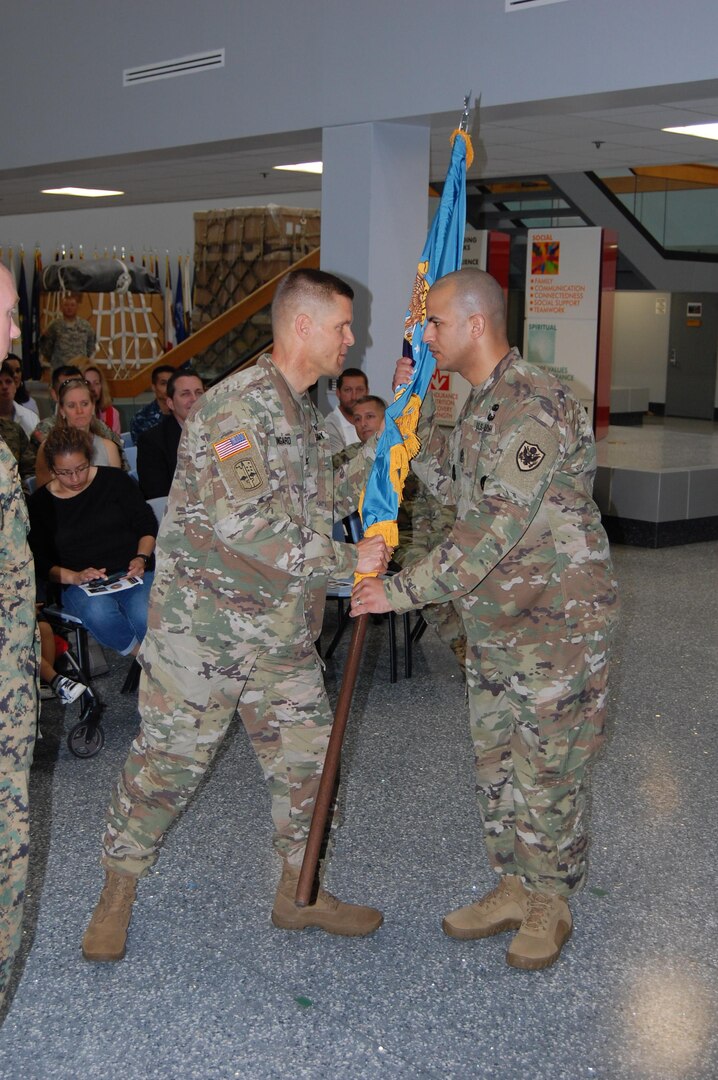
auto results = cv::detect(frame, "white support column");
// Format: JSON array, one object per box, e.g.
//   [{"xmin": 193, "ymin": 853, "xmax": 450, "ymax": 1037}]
[{"xmin": 319, "ymin": 121, "xmax": 430, "ymax": 409}]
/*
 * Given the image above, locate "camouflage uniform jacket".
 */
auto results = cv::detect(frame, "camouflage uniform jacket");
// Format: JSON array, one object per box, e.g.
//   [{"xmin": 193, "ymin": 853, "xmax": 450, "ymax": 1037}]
[
  {"xmin": 0, "ymin": 439, "xmax": 37, "ymax": 772},
  {"xmin": 146, "ymin": 355, "xmax": 371, "ymax": 651},
  {"xmin": 384, "ymin": 348, "xmax": 619, "ymax": 646},
  {"xmin": 0, "ymin": 418, "xmax": 37, "ymax": 483},
  {"xmin": 39, "ymin": 317, "xmax": 96, "ymax": 369}
]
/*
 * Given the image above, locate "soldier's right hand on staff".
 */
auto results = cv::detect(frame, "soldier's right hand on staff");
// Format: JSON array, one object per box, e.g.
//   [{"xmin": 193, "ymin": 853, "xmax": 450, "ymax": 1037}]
[
  {"xmin": 392, "ymin": 357, "xmax": 415, "ymax": 393},
  {"xmin": 355, "ymin": 535, "xmax": 392, "ymax": 575}
]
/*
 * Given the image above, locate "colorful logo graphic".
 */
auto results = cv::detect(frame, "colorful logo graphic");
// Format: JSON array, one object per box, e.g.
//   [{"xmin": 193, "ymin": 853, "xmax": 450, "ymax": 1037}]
[{"xmin": 532, "ymin": 241, "xmax": 560, "ymax": 275}]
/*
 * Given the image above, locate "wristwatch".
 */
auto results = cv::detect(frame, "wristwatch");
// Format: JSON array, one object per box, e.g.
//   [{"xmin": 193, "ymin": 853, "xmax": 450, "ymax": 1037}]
[{"xmin": 134, "ymin": 553, "xmax": 151, "ymax": 565}]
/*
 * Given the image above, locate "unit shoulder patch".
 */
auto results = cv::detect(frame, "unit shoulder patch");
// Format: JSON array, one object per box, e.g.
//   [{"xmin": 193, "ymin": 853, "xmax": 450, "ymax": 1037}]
[{"xmin": 516, "ymin": 441, "xmax": 545, "ymax": 472}]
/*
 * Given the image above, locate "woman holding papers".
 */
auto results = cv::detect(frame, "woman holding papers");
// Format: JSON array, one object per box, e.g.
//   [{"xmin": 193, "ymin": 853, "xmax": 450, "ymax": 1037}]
[{"xmin": 28, "ymin": 426, "xmax": 157, "ymax": 656}]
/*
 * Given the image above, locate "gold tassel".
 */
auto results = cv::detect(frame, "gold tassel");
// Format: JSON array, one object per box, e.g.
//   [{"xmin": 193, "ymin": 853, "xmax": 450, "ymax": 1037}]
[{"xmin": 449, "ymin": 128, "xmax": 474, "ymax": 170}]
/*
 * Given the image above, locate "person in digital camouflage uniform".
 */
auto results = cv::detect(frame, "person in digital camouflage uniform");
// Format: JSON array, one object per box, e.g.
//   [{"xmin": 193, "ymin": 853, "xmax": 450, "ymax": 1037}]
[
  {"xmin": 39, "ymin": 293, "xmax": 96, "ymax": 371},
  {"xmin": 82, "ymin": 269, "xmax": 391, "ymax": 963},
  {"xmin": 0, "ymin": 264, "xmax": 38, "ymax": 1014},
  {"xmin": 352, "ymin": 268, "xmax": 618, "ymax": 970},
  {"xmin": 0, "ymin": 417, "xmax": 36, "ymax": 487}
]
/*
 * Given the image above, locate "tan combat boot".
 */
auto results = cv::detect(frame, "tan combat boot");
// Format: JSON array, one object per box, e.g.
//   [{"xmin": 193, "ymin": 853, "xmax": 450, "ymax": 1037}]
[
  {"xmin": 442, "ymin": 874, "xmax": 528, "ymax": 939},
  {"xmin": 506, "ymin": 890, "xmax": 572, "ymax": 970},
  {"xmin": 271, "ymin": 863, "xmax": 383, "ymax": 937},
  {"xmin": 81, "ymin": 869, "xmax": 138, "ymax": 962}
]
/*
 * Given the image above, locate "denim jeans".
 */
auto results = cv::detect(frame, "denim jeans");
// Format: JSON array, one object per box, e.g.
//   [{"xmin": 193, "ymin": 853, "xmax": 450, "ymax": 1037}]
[{"xmin": 62, "ymin": 572, "xmax": 154, "ymax": 655}]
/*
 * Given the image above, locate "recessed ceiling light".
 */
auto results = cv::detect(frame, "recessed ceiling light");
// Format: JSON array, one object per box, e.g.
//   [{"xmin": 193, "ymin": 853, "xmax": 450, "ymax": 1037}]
[
  {"xmin": 662, "ymin": 123, "xmax": 718, "ymax": 141},
  {"xmin": 41, "ymin": 187, "xmax": 125, "ymax": 198},
  {"xmin": 272, "ymin": 161, "xmax": 323, "ymax": 174}
]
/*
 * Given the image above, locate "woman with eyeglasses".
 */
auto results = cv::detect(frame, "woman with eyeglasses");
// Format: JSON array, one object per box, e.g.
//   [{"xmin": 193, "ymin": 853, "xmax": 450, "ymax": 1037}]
[
  {"xmin": 33, "ymin": 376, "xmax": 122, "ymax": 486},
  {"xmin": 28, "ymin": 426, "xmax": 157, "ymax": 658}
]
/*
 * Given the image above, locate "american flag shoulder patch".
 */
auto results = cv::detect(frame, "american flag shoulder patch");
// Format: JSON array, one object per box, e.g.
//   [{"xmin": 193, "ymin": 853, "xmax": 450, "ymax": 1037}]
[{"xmin": 213, "ymin": 430, "xmax": 251, "ymax": 461}]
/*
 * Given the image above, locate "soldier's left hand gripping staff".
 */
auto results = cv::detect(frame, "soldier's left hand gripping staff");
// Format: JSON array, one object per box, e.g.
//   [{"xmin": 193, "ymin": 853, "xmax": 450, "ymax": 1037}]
[{"xmin": 82, "ymin": 270, "xmax": 390, "ymax": 962}]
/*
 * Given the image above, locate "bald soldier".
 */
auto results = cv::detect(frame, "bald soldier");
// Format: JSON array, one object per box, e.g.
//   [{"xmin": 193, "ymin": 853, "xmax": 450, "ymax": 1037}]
[
  {"xmin": 0, "ymin": 264, "xmax": 38, "ymax": 1012},
  {"xmin": 352, "ymin": 268, "xmax": 618, "ymax": 970},
  {"xmin": 82, "ymin": 269, "xmax": 390, "ymax": 962}
]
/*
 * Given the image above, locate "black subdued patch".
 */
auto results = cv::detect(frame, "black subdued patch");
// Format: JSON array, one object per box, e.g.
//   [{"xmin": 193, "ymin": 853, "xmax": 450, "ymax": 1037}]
[{"xmin": 516, "ymin": 441, "xmax": 546, "ymax": 472}]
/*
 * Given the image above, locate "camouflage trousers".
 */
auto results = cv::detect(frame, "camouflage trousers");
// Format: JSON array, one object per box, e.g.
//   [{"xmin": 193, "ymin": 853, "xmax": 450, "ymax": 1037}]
[
  {"xmin": 465, "ymin": 630, "xmax": 611, "ymax": 897},
  {"xmin": 101, "ymin": 634, "xmax": 333, "ymax": 877},
  {"xmin": 0, "ymin": 640, "xmax": 37, "ymax": 1012}
]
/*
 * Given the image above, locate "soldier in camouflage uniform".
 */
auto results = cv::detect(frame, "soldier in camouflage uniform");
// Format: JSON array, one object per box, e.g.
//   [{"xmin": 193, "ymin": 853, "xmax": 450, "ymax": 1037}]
[
  {"xmin": 0, "ymin": 264, "xmax": 38, "ymax": 1014},
  {"xmin": 82, "ymin": 269, "xmax": 391, "ymax": 962},
  {"xmin": 394, "ymin": 472, "xmax": 466, "ymax": 675},
  {"xmin": 352, "ymin": 268, "xmax": 618, "ymax": 970},
  {"xmin": 39, "ymin": 293, "xmax": 96, "ymax": 371},
  {"xmin": 0, "ymin": 417, "xmax": 36, "ymax": 486}
]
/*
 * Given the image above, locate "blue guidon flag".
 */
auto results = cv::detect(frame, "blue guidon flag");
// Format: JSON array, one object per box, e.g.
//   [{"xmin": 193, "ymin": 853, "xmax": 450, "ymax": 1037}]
[{"xmin": 358, "ymin": 116, "xmax": 474, "ymax": 553}]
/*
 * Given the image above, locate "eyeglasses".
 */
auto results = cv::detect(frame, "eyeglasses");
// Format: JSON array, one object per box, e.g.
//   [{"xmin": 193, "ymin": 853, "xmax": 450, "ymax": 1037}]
[
  {"xmin": 58, "ymin": 377, "xmax": 89, "ymax": 391},
  {"xmin": 52, "ymin": 463, "xmax": 91, "ymax": 479}
]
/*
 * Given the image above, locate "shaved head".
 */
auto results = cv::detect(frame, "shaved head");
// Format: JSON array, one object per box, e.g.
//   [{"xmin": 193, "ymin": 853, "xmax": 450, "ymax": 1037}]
[
  {"xmin": 431, "ymin": 268, "xmax": 506, "ymax": 331},
  {"xmin": 423, "ymin": 268, "xmax": 510, "ymax": 384}
]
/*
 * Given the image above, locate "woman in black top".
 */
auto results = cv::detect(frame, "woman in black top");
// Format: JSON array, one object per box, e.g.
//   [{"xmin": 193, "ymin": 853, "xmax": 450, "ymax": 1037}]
[{"xmin": 28, "ymin": 426, "xmax": 157, "ymax": 655}]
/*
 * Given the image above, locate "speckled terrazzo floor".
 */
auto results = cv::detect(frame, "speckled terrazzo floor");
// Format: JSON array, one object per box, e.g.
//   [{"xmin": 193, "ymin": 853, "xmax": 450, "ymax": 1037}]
[{"xmin": 1, "ymin": 541, "xmax": 717, "ymax": 1079}]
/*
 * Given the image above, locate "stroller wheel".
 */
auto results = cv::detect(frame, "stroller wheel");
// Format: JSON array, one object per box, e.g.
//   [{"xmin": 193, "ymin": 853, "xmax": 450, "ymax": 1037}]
[{"xmin": 67, "ymin": 718, "xmax": 105, "ymax": 758}]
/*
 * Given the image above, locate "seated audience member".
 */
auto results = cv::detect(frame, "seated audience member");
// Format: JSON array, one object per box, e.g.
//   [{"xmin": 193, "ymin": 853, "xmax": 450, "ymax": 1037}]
[
  {"xmin": 130, "ymin": 363, "xmax": 175, "ymax": 443},
  {"xmin": 324, "ymin": 367, "xmax": 368, "ymax": 455},
  {"xmin": 33, "ymin": 364, "xmax": 123, "ymax": 458},
  {"xmin": 39, "ymin": 292, "xmax": 96, "ymax": 371},
  {"xmin": 82, "ymin": 363, "xmax": 121, "ymax": 435},
  {"xmin": 37, "ymin": 611, "xmax": 87, "ymax": 704},
  {"xmin": 34, "ymin": 376, "xmax": 122, "ymax": 486},
  {"xmin": 0, "ymin": 415, "xmax": 36, "ymax": 486},
  {"xmin": 28, "ymin": 427, "xmax": 158, "ymax": 658},
  {"xmin": 5, "ymin": 353, "xmax": 39, "ymax": 416},
  {"xmin": 332, "ymin": 394, "xmax": 385, "ymax": 469},
  {"xmin": 0, "ymin": 361, "xmax": 38, "ymax": 439},
  {"xmin": 136, "ymin": 370, "xmax": 204, "ymax": 498}
]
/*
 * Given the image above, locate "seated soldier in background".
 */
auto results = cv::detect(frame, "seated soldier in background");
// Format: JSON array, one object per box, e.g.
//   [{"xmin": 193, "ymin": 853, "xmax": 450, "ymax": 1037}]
[
  {"xmin": 0, "ymin": 416, "xmax": 36, "ymax": 488},
  {"xmin": 130, "ymin": 364, "xmax": 175, "ymax": 444},
  {"xmin": 136, "ymin": 370, "xmax": 204, "ymax": 499},
  {"xmin": 33, "ymin": 363, "xmax": 124, "ymax": 459}
]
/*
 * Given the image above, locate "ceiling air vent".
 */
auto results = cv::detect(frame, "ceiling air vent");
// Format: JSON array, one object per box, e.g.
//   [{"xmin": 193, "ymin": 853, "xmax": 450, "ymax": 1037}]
[
  {"xmin": 506, "ymin": 0, "xmax": 570, "ymax": 10},
  {"xmin": 123, "ymin": 49, "xmax": 225, "ymax": 86}
]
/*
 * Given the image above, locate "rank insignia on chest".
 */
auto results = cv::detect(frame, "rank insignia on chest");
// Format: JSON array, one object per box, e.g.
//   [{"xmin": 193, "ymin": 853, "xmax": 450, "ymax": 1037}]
[
  {"xmin": 516, "ymin": 441, "xmax": 545, "ymax": 471},
  {"xmin": 476, "ymin": 421, "xmax": 494, "ymax": 434},
  {"xmin": 213, "ymin": 430, "xmax": 251, "ymax": 461},
  {"xmin": 276, "ymin": 434, "xmax": 292, "ymax": 445}
]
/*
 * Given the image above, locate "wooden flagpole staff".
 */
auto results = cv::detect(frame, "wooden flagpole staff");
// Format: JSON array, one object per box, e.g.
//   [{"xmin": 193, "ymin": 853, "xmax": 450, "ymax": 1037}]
[{"xmin": 294, "ymin": 612, "xmax": 369, "ymax": 907}]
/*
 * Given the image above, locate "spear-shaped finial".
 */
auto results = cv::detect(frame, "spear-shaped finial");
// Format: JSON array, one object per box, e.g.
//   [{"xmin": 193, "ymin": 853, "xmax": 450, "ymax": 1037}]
[{"xmin": 459, "ymin": 91, "xmax": 472, "ymax": 132}]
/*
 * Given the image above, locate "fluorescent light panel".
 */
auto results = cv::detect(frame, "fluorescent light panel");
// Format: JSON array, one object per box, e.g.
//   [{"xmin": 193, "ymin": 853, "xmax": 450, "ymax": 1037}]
[
  {"xmin": 662, "ymin": 123, "xmax": 718, "ymax": 141},
  {"xmin": 41, "ymin": 187, "xmax": 125, "ymax": 198},
  {"xmin": 273, "ymin": 161, "xmax": 323, "ymax": 174}
]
